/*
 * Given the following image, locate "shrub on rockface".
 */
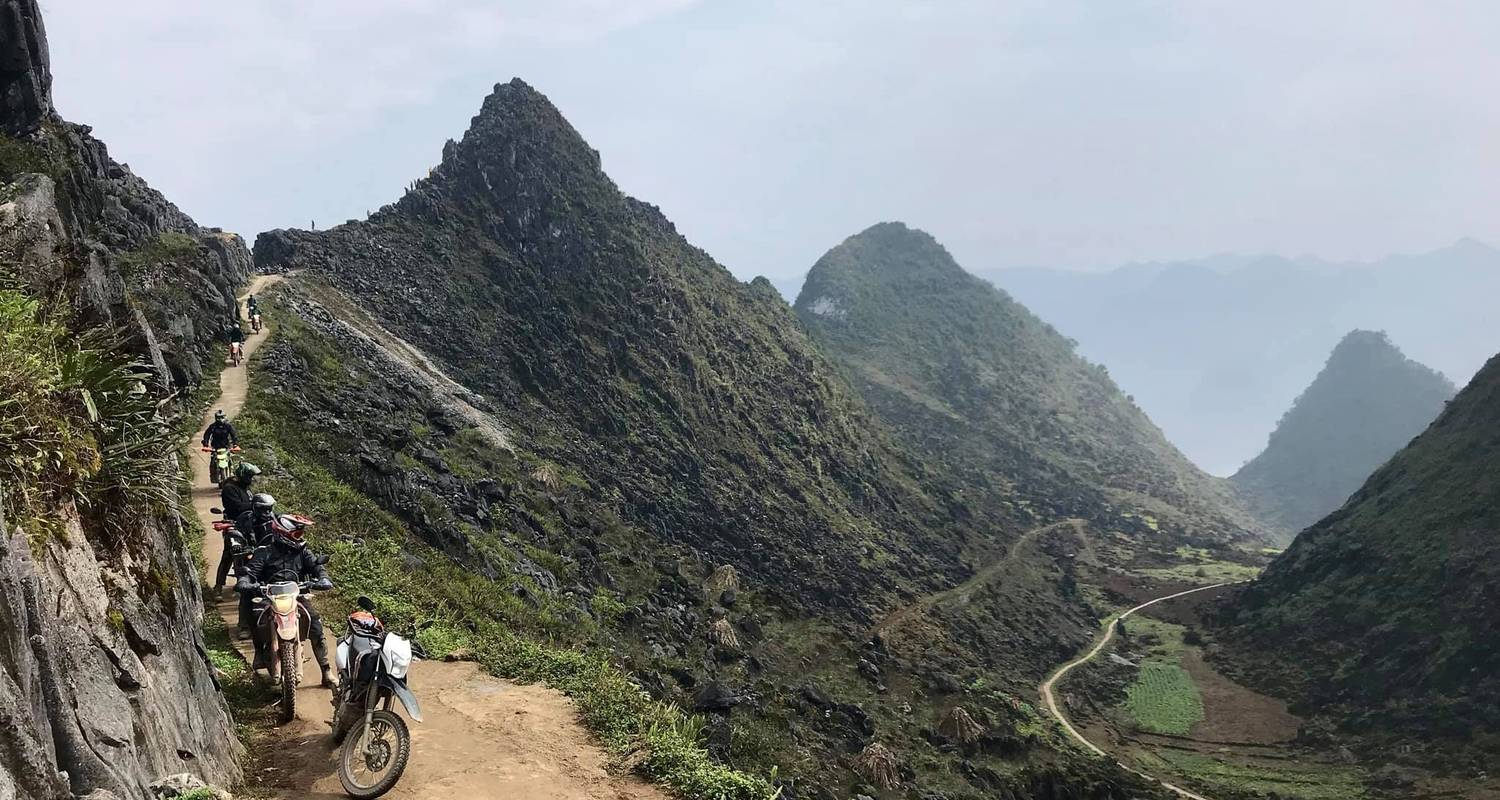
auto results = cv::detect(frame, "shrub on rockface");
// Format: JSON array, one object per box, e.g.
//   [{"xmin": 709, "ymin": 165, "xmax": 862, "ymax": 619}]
[{"xmin": 0, "ymin": 285, "xmax": 178, "ymax": 546}]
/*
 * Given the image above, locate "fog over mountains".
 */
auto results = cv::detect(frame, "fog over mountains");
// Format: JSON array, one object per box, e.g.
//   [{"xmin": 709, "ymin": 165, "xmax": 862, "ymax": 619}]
[{"xmin": 979, "ymin": 238, "xmax": 1500, "ymax": 475}]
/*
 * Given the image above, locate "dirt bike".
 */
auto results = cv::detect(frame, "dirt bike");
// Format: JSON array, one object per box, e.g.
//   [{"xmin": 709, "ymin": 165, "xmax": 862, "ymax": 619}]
[
  {"xmin": 246, "ymin": 575, "xmax": 327, "ymax": 725},
  {"xmin": 203, "ymin": 445, "xmax": 241, "ymax": 485},
  {"xmin": 230, "ymin": 340, "xmax": 243, "ymax": 366},
  {"xmin": 251, "ymin": 312, "xmax": 263, "ymax": 333},
  {"xmin": 331, "ymin": 596, "xmax": 421, "ymax": 798}
]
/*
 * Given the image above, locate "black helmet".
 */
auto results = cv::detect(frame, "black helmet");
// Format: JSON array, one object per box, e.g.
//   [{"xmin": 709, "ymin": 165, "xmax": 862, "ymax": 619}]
[
  {"xmin": 214, "ymin": 409, "xmax": 227, "ymax": 422},
  {"xmin": 251, "ymin": 492, "xmax": 276, "ymax": 513}
]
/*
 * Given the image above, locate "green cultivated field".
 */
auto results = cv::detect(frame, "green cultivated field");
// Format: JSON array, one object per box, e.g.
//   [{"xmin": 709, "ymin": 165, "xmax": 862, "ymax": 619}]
[{"xmin": 1123, "ymin": 661, "xmax": 1204, "ymax": 735}]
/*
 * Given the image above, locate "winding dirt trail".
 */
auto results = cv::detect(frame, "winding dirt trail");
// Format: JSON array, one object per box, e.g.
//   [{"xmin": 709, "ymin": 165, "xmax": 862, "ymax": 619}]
[
  {"xmin": 871, "ymin": 518, "xmax": 1084, "ymax": 639},
  {"xmin": 1038, "ymin": 581, "xmax": 1249, "ymax": 800},
  {"xmin": 188, "ymin": 274, "xmax": 667, "ymax": 800}
]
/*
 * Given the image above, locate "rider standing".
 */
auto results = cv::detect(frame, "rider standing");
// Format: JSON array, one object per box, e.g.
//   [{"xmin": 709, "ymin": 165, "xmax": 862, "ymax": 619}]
[
  {"xmin": 213, "ymin": 463, "xmax": 262, "ymax": 597},
  {"xmin": 237, "ymin": 517, "xmax": 338, "ymax": 688},
  {"xmin": 231, "ymin": 492, "xmax": 278, "ymax": 637},
  {"xmin": 202, "ymin": 410, "xmax": 238, "ymax": 450}
]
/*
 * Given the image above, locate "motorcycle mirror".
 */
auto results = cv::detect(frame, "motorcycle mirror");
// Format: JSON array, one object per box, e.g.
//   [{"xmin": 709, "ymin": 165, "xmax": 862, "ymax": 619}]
[
  {"xmin": 356, "ymin": 595, "xmax": 376, "ymax": 612},
  {"xmin": 210, "ymin": 507, "xmax": 223, "ymax": 514}
]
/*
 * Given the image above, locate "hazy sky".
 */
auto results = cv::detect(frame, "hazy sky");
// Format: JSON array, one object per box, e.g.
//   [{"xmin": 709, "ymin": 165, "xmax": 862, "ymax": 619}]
[{"xmin": 42, "ymin": 1, "xmax": 1500, "ymax": 294}]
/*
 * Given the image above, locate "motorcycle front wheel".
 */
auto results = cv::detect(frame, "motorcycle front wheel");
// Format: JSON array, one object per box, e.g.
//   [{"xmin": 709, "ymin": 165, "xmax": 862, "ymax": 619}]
[
  {"xmin": 277, "ymin": 643, "xmax": 299, "ymax": 724},
  {"xmin": 338, "ymin": 709, "xmax": 411, "ymax": 799}
]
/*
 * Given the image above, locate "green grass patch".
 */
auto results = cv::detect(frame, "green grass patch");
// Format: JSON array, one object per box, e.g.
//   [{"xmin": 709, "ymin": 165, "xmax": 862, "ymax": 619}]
[
  {"xmin": 1149, "ymin": 751, "xmax": 1366, "ymax": 800},
  {"xmin": 1116, "ymin": 615, "xmax": 1203, "ymax": 735},
  {"xmin": 1121, "ymin": 661, "xmax": 1203, "ymax": 735},
  {"xmin": 1138, "ymin": 551, "xmax": 1262, "ymax": 585},
  {"xmin": 116, "ymin": 232, "xmax": 202, "ymax": 279}
]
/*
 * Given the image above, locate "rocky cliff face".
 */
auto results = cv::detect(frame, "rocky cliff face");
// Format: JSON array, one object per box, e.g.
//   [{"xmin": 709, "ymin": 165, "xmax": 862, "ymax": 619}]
[
  {"xmin": 1231, "ymin": 330, "xmax": 1454, "ymax": 538},
  {"xmin": 1220, "ymin": 350, "xmax": 1500, "ymax": 771},
  {"xmin": 1, "ymin": 1, "xmax": 245, "ymax": 796},
  {"xmin": 795, "ymin": 222, "xmax": 1267, "ymax": 550},
  {"xmin": 0, "ymin": 0, "xmax": 50, "ymax": 136}
]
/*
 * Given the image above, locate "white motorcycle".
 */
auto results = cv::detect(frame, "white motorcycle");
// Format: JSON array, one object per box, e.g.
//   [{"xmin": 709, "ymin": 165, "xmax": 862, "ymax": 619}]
[{"xmin": 331, "ymin": 596, "xmax": 421, "ymax": 798}]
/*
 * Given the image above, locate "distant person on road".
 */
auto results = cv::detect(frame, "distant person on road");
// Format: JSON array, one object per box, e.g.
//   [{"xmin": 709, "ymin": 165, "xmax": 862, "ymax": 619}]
[
  {"xmin": 223, "ymin": 319, "xmax": 245, "ymax": 345},
  {"xmin": 246, "ymin": 294, "xmax": 259, "ymax": 316}
]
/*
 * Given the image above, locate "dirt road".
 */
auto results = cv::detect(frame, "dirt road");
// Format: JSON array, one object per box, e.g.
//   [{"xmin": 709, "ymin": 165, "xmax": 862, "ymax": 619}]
[
  {"xmin": 871, "ymin": 518, "xmax": 1084, "ymax": 639},
  {"xmin": 188, "ymin": 274, "xmax": 667, "ymax": 800},
  {"xmin": 1038, "ymin": 581, "xmax": 1248, "ymax": 800}
]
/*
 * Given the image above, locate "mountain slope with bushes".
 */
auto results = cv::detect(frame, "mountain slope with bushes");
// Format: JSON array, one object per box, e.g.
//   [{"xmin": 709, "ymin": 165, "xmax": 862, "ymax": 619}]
[
  {"xmin": 251, "ymin": 82, "xmax": 1167, "ymax": 797},
  {"xmin": 1231, "ymin": 330, "xmax": 1455, "ymax": 537},
  {"xmin": 794, "ymin": 222, "xmax": 1267, "ymax": 551},
  {"xmin": 2, "ymin": 1, "xmax": 247, "ymax": 796},
  {"xmin": 1221, "ymin": 350, "xmax": 1500, "ymax": 770}
]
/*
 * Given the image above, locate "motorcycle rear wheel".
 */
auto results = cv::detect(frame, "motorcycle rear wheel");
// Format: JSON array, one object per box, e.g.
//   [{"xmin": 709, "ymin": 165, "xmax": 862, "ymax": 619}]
[
  {"xmin": 277, "ymin": 644, "xmax": 298, "ymax": 724},
  {"xmin": 338, "ymin": 710, "xmax": 410, "ymax": 799}
]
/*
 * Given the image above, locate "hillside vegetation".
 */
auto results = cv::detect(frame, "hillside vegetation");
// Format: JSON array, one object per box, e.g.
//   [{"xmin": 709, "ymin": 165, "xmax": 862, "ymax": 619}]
[
  {"xmin": 1231, "ymin": 330, "xmax": 1454, "ymax": 538},
  {"xmin": 1221, "ymin": 350, "xmax": 1500, "ymax": 771},
  {"xmin": 251, "ymin": 83, "xmax": 1162, "ymax": 797},
  {"xmin": 794, "ymin": 222, "xmax": 1267, "ymax": 551}
]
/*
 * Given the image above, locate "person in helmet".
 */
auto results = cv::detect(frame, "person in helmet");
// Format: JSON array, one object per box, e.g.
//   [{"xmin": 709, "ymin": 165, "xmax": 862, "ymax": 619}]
[
  {"xmin": 201, "ymin": 410, "xmax": 238, "ymax": 449},
  {"xmin": 237, "ymin": 516, "xmax": 337, "ymax": 687},
  {"xmin": 246, "ymin": 294, "xmax": 259, "ymax": 317},
  {"xmin": 213, "ymin": 463, "xmax": 262, "ymax": 597},
  {"xmin": 231, "ymin": 492, "xmax": 279, "ymax": 637},
  {"xmin": 223, "ymin": 318, "xmax": 245, "ymax": 345}
]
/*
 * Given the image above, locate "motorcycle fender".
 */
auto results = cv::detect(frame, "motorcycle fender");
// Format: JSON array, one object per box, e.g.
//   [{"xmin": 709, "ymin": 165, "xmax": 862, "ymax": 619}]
[
  {"xmin": 275, "ymin": 611, "xmax": 299, "ymax": 641},
  {"xmin": 383, "ymin": 675, "xmax": 422, "ymax": 723}
]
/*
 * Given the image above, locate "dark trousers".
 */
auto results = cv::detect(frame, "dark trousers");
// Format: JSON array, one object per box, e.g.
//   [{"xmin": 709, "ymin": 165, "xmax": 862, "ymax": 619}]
[{"xmin": 214, "ymin": 533, "xmax": 234, "ymax": 589}]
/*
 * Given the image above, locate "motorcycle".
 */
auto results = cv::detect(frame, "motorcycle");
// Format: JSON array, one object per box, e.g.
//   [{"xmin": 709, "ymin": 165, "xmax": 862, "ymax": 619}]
[
  {"xmin": 230, "ymin": 340, "xmax": 243, "ymax": 366},
  {"xmin": 251, "ymin": 312, "xmax": 263, "ymax": 333},
  {"xmin": 332, "ymin": 596, "xmax": 420, "ymax": 798},
  {"xmin": 203, "ymin": 445, "xmax": 241, "ymax": 485},
  {"xmin": 247, "ymin": 573, "xmax": 327, "ymax": 725}
]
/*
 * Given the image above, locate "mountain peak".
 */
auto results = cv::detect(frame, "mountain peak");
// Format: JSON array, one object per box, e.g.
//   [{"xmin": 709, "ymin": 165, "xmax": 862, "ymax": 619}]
[
  {"xmin": 798, "ymin": 223, "xmax": 1268, "ymax": 545},
  {"xmin": 795, "ymin": 221, "xmax": 966, "ymax": 310},
  {"xmin": 1232, "ymin": 329, "xmax": 1454, "ymax": 536},
  {"xmin": 415, "ymin": 76, "xmax": 606, "ymax": 209}
]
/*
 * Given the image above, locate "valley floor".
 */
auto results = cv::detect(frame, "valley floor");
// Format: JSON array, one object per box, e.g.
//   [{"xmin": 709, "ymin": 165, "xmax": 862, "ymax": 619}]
[{"xmin": 188, "ymin": 275, "xmax": 666, "ymax": 800}]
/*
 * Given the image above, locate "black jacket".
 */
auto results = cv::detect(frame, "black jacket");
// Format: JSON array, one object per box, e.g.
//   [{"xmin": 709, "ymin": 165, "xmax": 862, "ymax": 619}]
[
  {"xmin": 202, "ymin": 420, "xmax": 237, "ymax": 448},
  {"xmin": 242, "ymin": 539, "xmax": 330, "ymax": 586},
  {"xmin": 233, "ymin": 509, "xmax": 275, "ymax": 546},
  {"xmin": 220, "ymin": 480, "xmax": 254, "ymax": 520}
]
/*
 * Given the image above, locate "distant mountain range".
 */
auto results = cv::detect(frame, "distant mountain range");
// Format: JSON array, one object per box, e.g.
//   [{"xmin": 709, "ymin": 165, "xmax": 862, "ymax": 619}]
[
  {"xmin": 976, "ymin": 239, "xmax": 1500, "ymax": 475},
  {"xmin": 1231, "ymin": 330, "xmax": 1455, "ymax": 539}
]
